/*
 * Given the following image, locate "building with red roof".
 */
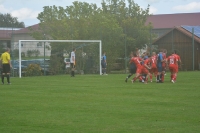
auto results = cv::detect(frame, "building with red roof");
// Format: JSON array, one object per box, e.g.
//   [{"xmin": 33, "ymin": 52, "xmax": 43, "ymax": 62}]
[
  {"xmin": 0, "ymin": 24, "xmax": 51, "ymax": 57},
  {"xmin": 146, "ymin": 12, "xmax": 200, "ymax": 38},
  {"xmin": 148, "ymin": 13, "xmax": 200, "ymax": 70}
]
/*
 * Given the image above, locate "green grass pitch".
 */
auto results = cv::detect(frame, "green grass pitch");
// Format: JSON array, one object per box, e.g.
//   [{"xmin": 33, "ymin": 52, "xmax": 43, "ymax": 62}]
[{"xmin": 0, "ymin": 71, "xmax": 200, "ymax": 133}]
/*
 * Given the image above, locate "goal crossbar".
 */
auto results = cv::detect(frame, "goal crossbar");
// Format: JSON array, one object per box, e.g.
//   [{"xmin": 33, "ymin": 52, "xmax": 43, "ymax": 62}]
[{"xmin": 18, "ymin": 40, "xmax": 102, "ymax": 78}]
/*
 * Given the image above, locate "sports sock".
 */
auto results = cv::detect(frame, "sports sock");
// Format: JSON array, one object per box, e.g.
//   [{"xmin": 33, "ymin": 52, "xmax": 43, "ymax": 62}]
[
  {"xmin": 159, "ymin": 74, "xmax": 162, "ymax": 81},
  {"xmin": 127, "ymin": 74, "xmax": 132, "ymax": 79},
  {"xmin": 139, "ymin": 76, "xmax": 143, "ymax": 81},
  {"xmin": 145, "ymin": 77, "xmax": 148, "ymax": 82},
  {"xmin": 174, "ymin": 74, "xmax": 177, "ymax": 81},
  {"xmin": 144, "ymin": 74, "xmax": 147, "ymax": 80},
  {"xmin": 150, "ymin": 74, "xmax": 152, "ymax": 80},
  {"xmin": 1, "ymin": 75, "xmax": 4, "ymax": 83},
  {"xmin": 71, "ymin": 71, "xmax": 73, "ymax": 76},
  {"xmin": 161, "ymin": 73, "xmax": 164, "ymax": 82},
  {"xmin": 102, "ymin": 69, "xmax": 105, "ymax": 74},
  {"xmin": 7, "ymin": 74, "xmax": 10, "ymax": 83},
  {"xmin": 157, "ymin": 74, "xmax": 160, "ymax": 81},
  {"xmin": 172, "ymin": 74, "xmax": 175, "ymax": 80}
]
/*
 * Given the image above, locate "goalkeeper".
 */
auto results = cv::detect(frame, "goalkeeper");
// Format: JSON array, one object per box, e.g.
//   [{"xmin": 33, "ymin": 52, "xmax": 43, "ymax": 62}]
[
  {"xmin": 101, "ymin": 52, "xmax": 107, "ymax": 75},
  {"xmin": 70, "ymin": 48, "xmax": 76, "ymax": 77}
]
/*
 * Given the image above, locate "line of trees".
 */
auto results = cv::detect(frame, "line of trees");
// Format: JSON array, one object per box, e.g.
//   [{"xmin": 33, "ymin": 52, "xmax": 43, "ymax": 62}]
[
  {"xmin": 32, "ymin": 0, "xmax": 153, "ymax": 72},
  {"xmin": 0, "ymin": 13, "xmax": 25, "ymax": 28}
]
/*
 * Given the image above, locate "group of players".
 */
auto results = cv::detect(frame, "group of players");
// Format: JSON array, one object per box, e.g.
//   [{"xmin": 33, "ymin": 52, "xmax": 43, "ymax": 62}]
[{"xmin": 125, "ymin": 48, "xmax": 181, "ymax": 84}]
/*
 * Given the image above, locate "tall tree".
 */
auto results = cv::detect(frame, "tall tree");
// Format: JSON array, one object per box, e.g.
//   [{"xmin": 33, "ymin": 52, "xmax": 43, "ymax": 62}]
[
  {"xmin": 32, "ymin": 0, "xmax": 152, "ymax": 71},
  {"xmin": 0, "ymin": 13, "xmax": 25, "ymax": 28},
  {"xmin": 102, "ymin": 0, "xmax": 151, "ymax": 54}
]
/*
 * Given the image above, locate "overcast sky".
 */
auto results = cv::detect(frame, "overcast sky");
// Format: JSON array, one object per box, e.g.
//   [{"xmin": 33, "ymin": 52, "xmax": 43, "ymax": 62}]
[{"xmin": 0, "ymin": 0, "xmax": 200, "ymax": 26}]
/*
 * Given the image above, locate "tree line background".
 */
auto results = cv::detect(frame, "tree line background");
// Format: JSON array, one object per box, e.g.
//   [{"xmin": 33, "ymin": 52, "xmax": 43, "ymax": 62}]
[
  {"xmin": 1, "ymin": 0, "xmax": 153, "ymax": 74},
  {"xmin": 31, "ymin": 0, "xmax": 153, "ymax": 73}
]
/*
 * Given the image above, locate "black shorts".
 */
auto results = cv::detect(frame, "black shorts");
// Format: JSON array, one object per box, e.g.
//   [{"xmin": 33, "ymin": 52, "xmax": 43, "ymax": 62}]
[
  {"xmin": 70, "ymin": 63, "xmax": 75, "ymax": 68},
  {"xmin": 2, "ymin": 64, "xmax": 10, "ymax": 73},
  {"xmin": 101, "ymin": 62, "xmax": 106, "ymax": 68}
]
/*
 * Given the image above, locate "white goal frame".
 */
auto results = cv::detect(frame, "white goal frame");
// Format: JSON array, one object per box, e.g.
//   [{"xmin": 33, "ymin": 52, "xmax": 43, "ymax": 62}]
[{"xmin": 18, "ymin": 40, "xmax": 102, "ymax": 78}]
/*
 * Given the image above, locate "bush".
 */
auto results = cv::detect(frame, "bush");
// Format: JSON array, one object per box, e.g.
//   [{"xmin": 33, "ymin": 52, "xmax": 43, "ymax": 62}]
[
  {"xmin": 33, "ymin": 49, "xmax": 40, "ymax": 57},
  {"xmin": 26, "ymin": 49, "xmax": 40, "ymax": 57},
  {"xmin": 25, "ymin": 64, "xmax": 42, "ymax": 76},
  {"xmin": 27, "ymin": 50, "xmax": 33, "ymax": 57},
  {"xmin": 49, "ymin": 54, "xmax": 65, "ymax": 75}
]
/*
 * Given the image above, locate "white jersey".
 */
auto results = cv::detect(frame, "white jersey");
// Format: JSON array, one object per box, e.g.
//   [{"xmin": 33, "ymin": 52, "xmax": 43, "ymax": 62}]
[{"xmin": 70, "ymin": 51, "xmax": 75, "ymax": 63}]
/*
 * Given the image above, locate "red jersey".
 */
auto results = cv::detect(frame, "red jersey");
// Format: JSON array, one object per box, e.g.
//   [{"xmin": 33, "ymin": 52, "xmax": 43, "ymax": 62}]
[
  {"xmin": 172, "ymin": 54, "xmax": 181, "ymax": 65},
  {"xmin": 162, "ymin": 53, "xmax": 167, "ymax": 67},
  {"xmin": 131, "ymin": 57, "xmax": 143, "ymax": 68},
  {"xmin": 167, "ymin": 55, "xmax": 177, "ymax": 66},
  {"xmin": 150, "ymin": 55, "xmax": 157, "ymax": 68},
  {"xmin": 162, "ymin": 53, "xmax": 166, "ymax": 59},
  {"xmin": 143, "ymin": 58, "xmax": 150, "ymax": 67},
  {"xmin": 167, "ymin": 55, "xmax": 177, "ymax": 73}
]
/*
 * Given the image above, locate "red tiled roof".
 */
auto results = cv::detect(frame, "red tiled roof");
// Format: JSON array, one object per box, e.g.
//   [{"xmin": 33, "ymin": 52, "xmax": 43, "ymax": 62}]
[
  {"xmin": 0, "ymin": 24, "xmax": 39, "ymax": 39},
  {"xmin": 0, "ymin": 30, "xmax": 11, "ymax": 40},
  {"xmin": 146, "ymin": 12, "xmax": 200, "ymax": 29},
  {"xmin": 12, "ymin": 23, "xmax": 39, "ymax": 34}
]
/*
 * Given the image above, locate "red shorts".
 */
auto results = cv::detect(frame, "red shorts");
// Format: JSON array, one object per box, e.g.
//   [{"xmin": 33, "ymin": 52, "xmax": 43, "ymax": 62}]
[
  {"xmin": 136, "ymin": 67, "xmax": 142, "ymax": 74},
  {"xmin": 151, "ymin": 64, "xmax": 157, "ymax": 69},
  {"xmin": 136, "ymin": 66, "xmax": 149, "ymax": 74},
  {"xmin": 169, "ymin": 65, "xmax": 176, "ymax": 73},
  {"xmin": 142, "ymin": 66, "xmax": 149, "ymax": 74},
  {"xmin": 150, "ymin": 67, "xmax": 157, "ymax": 74}
]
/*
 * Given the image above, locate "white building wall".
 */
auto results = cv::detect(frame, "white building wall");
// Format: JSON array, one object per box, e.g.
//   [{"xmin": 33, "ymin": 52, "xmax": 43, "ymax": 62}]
[{"xmin": 11, "ymin": 33, "xmax": 51, "ymax": 57}]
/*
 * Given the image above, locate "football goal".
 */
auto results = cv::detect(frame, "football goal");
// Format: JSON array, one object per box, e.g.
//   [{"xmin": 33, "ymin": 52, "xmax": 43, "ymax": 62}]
[{"xmin": 18, "ymin": 40, "xmax": 102, "ymax": 78}]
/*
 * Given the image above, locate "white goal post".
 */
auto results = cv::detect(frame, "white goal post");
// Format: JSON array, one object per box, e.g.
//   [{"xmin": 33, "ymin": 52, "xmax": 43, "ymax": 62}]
[{"xmin": 18, "ymin": 40, "xmax": 102, "ymax": 78}]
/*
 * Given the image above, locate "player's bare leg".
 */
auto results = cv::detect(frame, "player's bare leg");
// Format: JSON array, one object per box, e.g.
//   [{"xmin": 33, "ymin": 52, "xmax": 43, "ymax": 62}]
[{"xmin": 132, "ymin": 73, "xmax": 140, "ymax": 83}]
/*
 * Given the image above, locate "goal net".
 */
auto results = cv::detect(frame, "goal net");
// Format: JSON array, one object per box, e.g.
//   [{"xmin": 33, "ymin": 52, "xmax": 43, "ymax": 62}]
[{"xmin": 16, "ymin": 40, "xmax": 102, "ymax": 78}]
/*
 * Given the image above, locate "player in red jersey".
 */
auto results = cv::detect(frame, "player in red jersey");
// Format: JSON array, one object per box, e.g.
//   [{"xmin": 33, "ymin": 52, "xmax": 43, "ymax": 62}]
[
  {"xmin": 130, "ymin": 53, "xmax": 143, "ymax": 82},
  {"xmin": 138, "ymin": 52, "xmax": 149, "ymax": 83},
  {"xmin": 166, "ymin": 53, "xmax": 177, "ymax": 83},
  {"xmin": 130, "ymin": 52, "xmax": 151, "ymax": 84},
  {"xmin": 130, "ymin": 53, "xmax": 148, "ymax": 84},
  {"xmin": 172, "ymin": 50, "xmax": 182, "ymax": 82},
  {"xmin": 125, "ymin": 52, "xmax": 136, "ymax": 83},
  {"xmin": 142, "ymin": 58, "xmax": 151, "ymax": 83},
  {"xmin": 149, "ymin": 52, "xmax": 158, "ymax": 82}
]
